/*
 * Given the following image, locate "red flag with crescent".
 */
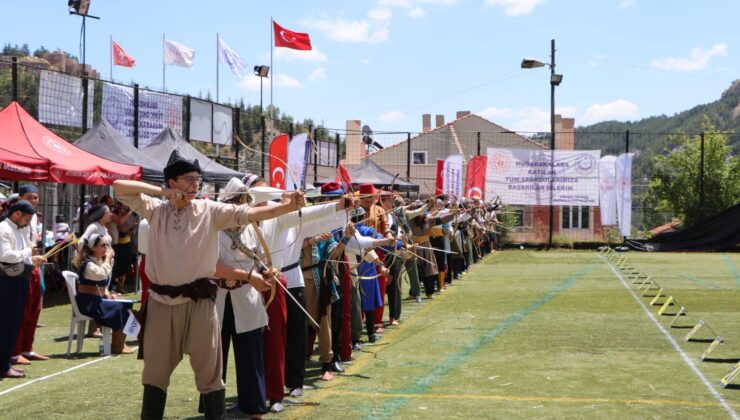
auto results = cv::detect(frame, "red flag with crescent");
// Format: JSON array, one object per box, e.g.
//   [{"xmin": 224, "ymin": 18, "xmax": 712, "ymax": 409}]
[
  {"xmin": 435, "ymin": 159, "xmax": 444, "ymax": 196},
  {"xmin": 336, "ymin": 163, "xmax": 352, "ymax": 191},
  {"xmin": 269, "ymin": 134, "xmax": 288, "ymax": 189},
  {"xmin": 273, "ymin": 21, "xmax": 312, "ymax": 51},
  {"xmin": 464, "ymin": 155, "xmax": 488, "ymax": 199},
  {"xmin": 112, "ymin": 40, "xmax": 135, "ymax": 67}
]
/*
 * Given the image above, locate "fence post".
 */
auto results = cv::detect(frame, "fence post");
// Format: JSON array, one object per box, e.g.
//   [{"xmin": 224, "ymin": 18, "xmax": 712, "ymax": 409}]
[
  {"xmin": 234, "ymin": 107, "xmax": 240, "ymax": 171},
  {"xmin": 335, "ymin": 133, "xmax": 340, "ymax": 168},
  {"xmin": 184, "ymin": 95, "xmax": 191, "ymax": 142},
  {"xmin": 624, "ymin": 130, "xmax": 630, "ymax": 243},
  {"xmin": 477, "ymin": 131, "xmax": 481, "ymax": 156},
  {"xmin": 11, "ymin": 57, "xmax": 18, "ymax": 102},
  {"xmin": 700, "ymin": 131, "xmax": 705, "ymax": 214},
  {"xmin": 133, "ymin": 84, "xmax": 139, "ymax": 148},
  {"xmin": 406, "ymin": 132, "xmax": 411, "ymax": 181},
  {"xmin": 260, "ymin": 115, "xmax": 267, "ymax": 179},
  {"xmin": 312, "ymin": 126, "xmax": 318, "ymax": 183},
  {"xmin": 80, "ymin": 75, "xmax": 89, "ymax": 134}
]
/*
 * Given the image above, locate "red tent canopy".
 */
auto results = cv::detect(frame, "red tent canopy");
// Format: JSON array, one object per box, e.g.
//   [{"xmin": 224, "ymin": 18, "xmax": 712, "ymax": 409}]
[{"xmin": 0, "ymin": 102, "xmax": 141, "ymax": 184}]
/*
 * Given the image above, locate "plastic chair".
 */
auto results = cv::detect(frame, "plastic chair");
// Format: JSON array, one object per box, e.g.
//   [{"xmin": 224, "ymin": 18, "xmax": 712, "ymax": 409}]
[{"xmin": 62, "ymin": 271, "xmax": 112, "ymax": 356}]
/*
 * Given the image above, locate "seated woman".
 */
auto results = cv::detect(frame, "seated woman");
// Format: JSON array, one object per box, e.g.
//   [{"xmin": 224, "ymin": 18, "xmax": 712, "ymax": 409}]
[{"xmin": 72, "ymin": 234, "xmax": 134, "ymax": 355}]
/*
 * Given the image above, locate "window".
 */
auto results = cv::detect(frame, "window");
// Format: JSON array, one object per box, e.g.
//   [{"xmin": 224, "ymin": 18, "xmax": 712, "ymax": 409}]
[
  {"xmin": 412, "ymin": 151, "xmax": 427, "ymax": 165},
  {"xmin": 561, "ymin": 206, "xmax": 590, "ymax": 229}
]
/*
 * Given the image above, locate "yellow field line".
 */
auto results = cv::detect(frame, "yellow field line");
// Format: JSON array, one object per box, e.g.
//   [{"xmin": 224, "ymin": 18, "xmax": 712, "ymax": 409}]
[
  {"xmin": 289, "ymin": 257, "xmax": 491, "ymax": 418},
  {"xmin": 319, "ymin": 389, "xmax": 740, "ymax": 410}
]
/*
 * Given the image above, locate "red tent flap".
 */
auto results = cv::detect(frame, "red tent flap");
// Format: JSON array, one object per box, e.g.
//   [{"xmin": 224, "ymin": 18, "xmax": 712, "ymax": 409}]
[{"xmin": 0, "ymin": 102, "xmax": 141, "ymax": 184}]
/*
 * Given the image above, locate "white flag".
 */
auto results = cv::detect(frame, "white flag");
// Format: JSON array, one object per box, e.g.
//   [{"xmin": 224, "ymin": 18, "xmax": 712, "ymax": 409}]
[
  {"xmin": 616, "ymin": 153, "xmax": 634, "ymax": 237},
  {"xmin": 217, "ymin": 35, "xmax": 247, "ymax": 76},
  {"xmin": 442, "ymin": 154, "xmax": 464, "ymax": 198},
  {"xmin": 164, "ymin": 39, "xmax": 195, "ymax": 68},
  {"xmin": 287, "ymin": 133, "xmax": 311, "ymax": 191},
  {"xmin": 599, "ymin": 155, "xmax": 617, "ymax": 225}
]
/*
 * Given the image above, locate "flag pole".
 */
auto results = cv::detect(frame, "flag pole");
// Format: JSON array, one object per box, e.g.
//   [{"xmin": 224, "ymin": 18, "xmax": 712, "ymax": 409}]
[
  {"xmin": 109, "ymin": 34, "xmax": 112, "ymax": 81},
  {"xmin": 162, "ymin": 33, "xmax": 166, "ymax": 91},
  {"xmin": 216, "ymin": 32, "xmax": 220, "ymax": 102},
  {"xmin": 270, "ymin": 17, "xmax": 274, "ymax": 119}
]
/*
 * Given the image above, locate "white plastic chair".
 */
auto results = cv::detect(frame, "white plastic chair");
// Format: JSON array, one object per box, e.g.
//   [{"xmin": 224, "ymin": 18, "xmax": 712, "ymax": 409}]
[{"xmin": 62, "ymin": 271, "xmax": 112, "ymax": 356}]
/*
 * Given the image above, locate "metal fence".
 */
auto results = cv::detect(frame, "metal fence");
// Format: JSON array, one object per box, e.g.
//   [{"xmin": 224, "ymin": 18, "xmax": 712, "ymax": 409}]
[{"xmin": 1, "ymin": 56, "xmax": 737, "ymax": 246}]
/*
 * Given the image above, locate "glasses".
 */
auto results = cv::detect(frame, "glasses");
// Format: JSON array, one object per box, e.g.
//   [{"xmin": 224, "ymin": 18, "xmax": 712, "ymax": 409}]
[{"xmin": 176, "ymin": 175, "xmax": 203, "ymax": 184}]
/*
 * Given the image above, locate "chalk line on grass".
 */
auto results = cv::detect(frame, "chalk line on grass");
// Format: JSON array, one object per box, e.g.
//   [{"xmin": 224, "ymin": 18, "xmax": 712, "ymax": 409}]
[{"xmin": 599, "ymin": 253, "xmax": 738, "ymax": 420}]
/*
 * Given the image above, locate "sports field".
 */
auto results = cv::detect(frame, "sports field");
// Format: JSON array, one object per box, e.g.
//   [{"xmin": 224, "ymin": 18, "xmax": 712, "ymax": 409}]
[{"xmin": 1, "ymin": 250, "xmax": 738, "ymax": 419}]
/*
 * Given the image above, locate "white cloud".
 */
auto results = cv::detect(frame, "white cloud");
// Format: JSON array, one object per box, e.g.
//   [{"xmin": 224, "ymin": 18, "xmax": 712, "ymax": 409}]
[
  {"xmin": 618, "ymin": 0, "xmax": 636, "ymax": 9},
  {"xmin": 409, "ymin": 7, "xmax": 427, "ymax": 18},
  {"xmin": 308, "ymin": 67, "xmax": 326, "ymax": 81},
  {"xmin": 379, "ymin": 110, "xmax": 405, "ymax": 123},
  {"xmin": 360, "ymin": 58, "xmax": 371, "ymax": 65},
  {"xmin": 650, "ymin": 43, "xmax": 728, "ymax": 72},
  {"xmin": 378, "ymin": 0, "xmax": 413, "ymax": 7},
  {"xmin": 274, "ymin": 47, "xmax": 328, "ymax": 62},
  {"xmin": 276, "ymin": 74, "xmax": 302, "ymax": 88},
  {"xmin": 484, "ymin": 0, "xmax": 545, "ymax": 16},
  {"xmin": 237, "ymin": 74, "xmax": 302, "ymax": 92},
  {"xmin": 477, "ymin": 105, "xmax": 577, "ymax": 132},
  {"xmin": 582, "ymin": 99, "xmax": 638, "ymax": 125},
  {"xmin": 301, "ymin": 15, "xmax": 390, "ymax": 45},
  {"xmin": 368, "ymin": 7, "xmax": 393, "ymax": 22}
]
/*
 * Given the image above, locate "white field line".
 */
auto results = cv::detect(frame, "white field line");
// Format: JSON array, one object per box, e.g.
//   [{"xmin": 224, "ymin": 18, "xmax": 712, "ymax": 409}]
[
  {"xmin": 599, "ymin": 253, "xmax": 738, "ymax": 420},
  {"xmin": 0, "ymin": 347, "xmax": 138, "ymax": 397}
]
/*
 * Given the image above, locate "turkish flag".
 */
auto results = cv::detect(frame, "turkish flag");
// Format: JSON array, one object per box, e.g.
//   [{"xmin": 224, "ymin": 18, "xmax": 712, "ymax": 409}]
[
  {"xmin": 269, "ymin": 134, "xmax": 288, "ymax": 189},
  {"xmin": 112, "ymin": 40, "xmax": 135, "ymax": 67},
  {"xmin": 435, "ymin": 159, "xmax": 444, "ymax": 196},
  {"xmin": 336, "ymin": 163, "xmax": 353, "ymax": 192},
  {"xmin": 464, "ymin": 155, "xmax": 488, "ymax": 199},
  {"xmin": 273, "ymin": 21, "xmax": 312, "ymax": 51}
]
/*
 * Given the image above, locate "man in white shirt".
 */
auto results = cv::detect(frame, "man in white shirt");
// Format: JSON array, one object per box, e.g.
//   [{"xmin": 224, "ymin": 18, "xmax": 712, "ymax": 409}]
[
  {"xmin": 0, "ymin": 200, "xmax": 46, "ymax": 378},
  {"xmin": 12, "ymin": 185, "xmax": 49, "ymax": 364}
]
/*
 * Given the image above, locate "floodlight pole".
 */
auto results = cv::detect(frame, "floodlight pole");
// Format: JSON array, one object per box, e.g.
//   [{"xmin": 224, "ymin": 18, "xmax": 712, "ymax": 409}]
[{"xmin": 548, "ymin": 39, "xmax": 556, "ymax": 250}]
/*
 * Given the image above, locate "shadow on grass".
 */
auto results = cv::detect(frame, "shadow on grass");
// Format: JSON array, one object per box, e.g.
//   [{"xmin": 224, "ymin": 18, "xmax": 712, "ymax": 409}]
[
  {"xmin": 686, "ymin": 338, "xmax": 715, "ymax": 343},
  {"xmin": 670, "ymin": 325, "xmax": 694, "ymax": 329},
  {"xmin": 724, "ymin": 384, "xmax": 740, "ymax": 390},
  {"xmin": 702, "ymin": 358, "xmax": 740, "ymax": 364}
]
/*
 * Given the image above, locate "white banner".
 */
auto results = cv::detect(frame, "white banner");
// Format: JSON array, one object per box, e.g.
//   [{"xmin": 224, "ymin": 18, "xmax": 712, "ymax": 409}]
[
  {"xmin": 212, "ymin": 104, "xmax": 232, "ymax": 145},
  {"xmin": 599, "ymin": 155, "xmax": 618, "ymax": 225},
  {"xmin": 442, "ymin": 154, "xmax": 463, "ymax": 198},
  {"xmin": 287, "ymin": 133, "xmax": 310, "ymax": 191},
  {"xmin": 38, "ymin": 70, "xmax": 93, "ymax": 128},
  {"xmin": 189, "ymin": 98, "xmax": 211, "ymax": 142},
  {"xmin": 486, "ymin": 148, "xmax": 601, "ymax": 206},
  {"xmin": 102, "ymin": 82, "xmax": 183, "ymax": 148},
  {"xmin": 616, "ymin": 153, "xmax": 633, "ymax": 237}
]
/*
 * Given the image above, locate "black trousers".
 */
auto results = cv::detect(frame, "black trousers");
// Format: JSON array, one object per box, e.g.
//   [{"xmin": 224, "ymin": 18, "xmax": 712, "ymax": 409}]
[
  {"xmin": 284, "ymin": 287, "xmax": 306, "ymax": 389},
  {"xmin": 0, "ymin": 273, "xmax": 29, "ymax": 372},
  {"xmin": 330, "ymin": 297, "xmax": 342, "ymax": 362},
  {"xmin": 422, "ymin": 275, "xmax": 437, "ymax": 297},
  {"xmin": 222, "ymin": 293, "xmax": 266, "ymax": 415},
  {"xmin": 386, "ymin": 258, "xmax": 402, "ymax": 320}
]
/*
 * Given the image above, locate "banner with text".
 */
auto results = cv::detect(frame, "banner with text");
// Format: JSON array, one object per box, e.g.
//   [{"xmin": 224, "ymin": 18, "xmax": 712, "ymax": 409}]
[
  {"xmin": 441, "ymin": 154, "xmax": 463, "ymax": 198},
  {"xmin": 486, "ymin": 148, "xmax": 601, "ymax": 206},
  {"xmin": 102, "ymin": 82, "xmax": 182, "ymax": 148},
  {"xmin": 39, "ymin": 70, "xmax": 93, "ymax": 128}
]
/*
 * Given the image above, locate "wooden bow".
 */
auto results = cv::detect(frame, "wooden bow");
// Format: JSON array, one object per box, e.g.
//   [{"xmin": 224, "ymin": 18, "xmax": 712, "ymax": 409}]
[{"xmin": 251, "ymin": 222, "xmax": 276, "ymax": 310}]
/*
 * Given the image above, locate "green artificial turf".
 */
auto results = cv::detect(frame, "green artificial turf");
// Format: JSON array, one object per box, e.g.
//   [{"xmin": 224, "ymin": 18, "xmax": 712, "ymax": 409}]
[{"xmin": 1, "ymin": 250, "xmax": 738, "ymax": 419}]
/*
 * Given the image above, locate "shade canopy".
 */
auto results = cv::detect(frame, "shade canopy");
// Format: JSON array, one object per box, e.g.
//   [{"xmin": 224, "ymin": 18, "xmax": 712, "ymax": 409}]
[
  {"xmin": 0, "ymin": 102, "xmax": 141, "ymax": 184},
  {"xmin": 74, "ymin": 119, "xmax": 165, "ymax": 183},
  {"xmin": 142, "ymin": 127, "xmax": 242, "ymax": 185},
  {"xmin": 316, "ymin": 158, "xmax": 419, "ymax": 192}
]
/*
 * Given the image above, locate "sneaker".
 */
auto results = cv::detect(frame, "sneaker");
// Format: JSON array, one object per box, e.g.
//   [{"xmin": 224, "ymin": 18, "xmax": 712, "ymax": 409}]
[
  {"xmin": 415, "ymin": 296, "xmax": 423, "ymax": 303},
  {"xmin": 368, "ymin": 334, "xmax": 377, "ymax": 343},
  {"xmin": 270, "ymin": 401, "xmax": 285, "ymax": 413},
  {"xmin": 352, "ymin": 343, "xmax": 362, "ymax": 351},
  {"xmin": 330, "ymin": 361, "xmax": 344, "ymax": 373},
  {"xmin": 289, "ymin": 388, "xmax": 303, "ymax": 398}
]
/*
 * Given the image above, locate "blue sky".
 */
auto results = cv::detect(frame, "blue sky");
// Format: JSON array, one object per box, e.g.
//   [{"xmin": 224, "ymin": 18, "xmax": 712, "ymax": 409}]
[{"xmin": 2, "ymin": 0, "xmax": 737, "ymax": 144}]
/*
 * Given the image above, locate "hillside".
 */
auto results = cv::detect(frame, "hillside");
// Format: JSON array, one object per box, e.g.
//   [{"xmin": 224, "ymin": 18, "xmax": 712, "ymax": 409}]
[{"xmin": 575, "ymin": 80, "xmax": 740, "ymax": 155}]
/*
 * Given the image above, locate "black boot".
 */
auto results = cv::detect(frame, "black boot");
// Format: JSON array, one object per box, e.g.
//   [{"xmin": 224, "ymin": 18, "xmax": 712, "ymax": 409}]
[
  {"xmin": 202, "ymin": 389, "xmax": 226, "ymax": 420},
  {"xmin": 141, "ymin": 384, "xmax": 167, "ymax": 420}
]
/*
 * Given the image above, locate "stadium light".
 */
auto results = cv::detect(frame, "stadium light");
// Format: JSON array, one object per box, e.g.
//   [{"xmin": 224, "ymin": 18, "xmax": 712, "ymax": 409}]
[{"xmin": 521, "ymin": 39, "xmax": 563, "ymax": 249}]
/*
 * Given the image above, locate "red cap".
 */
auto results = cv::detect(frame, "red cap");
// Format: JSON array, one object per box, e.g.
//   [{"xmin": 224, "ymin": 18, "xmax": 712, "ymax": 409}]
[
  {"xmin": 358, "ymin": 184, "xmax": 377, "ymax": 195},
  {"xmin": 320, "ymin": 182, "xmax": 344, "ymax": 195}
]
